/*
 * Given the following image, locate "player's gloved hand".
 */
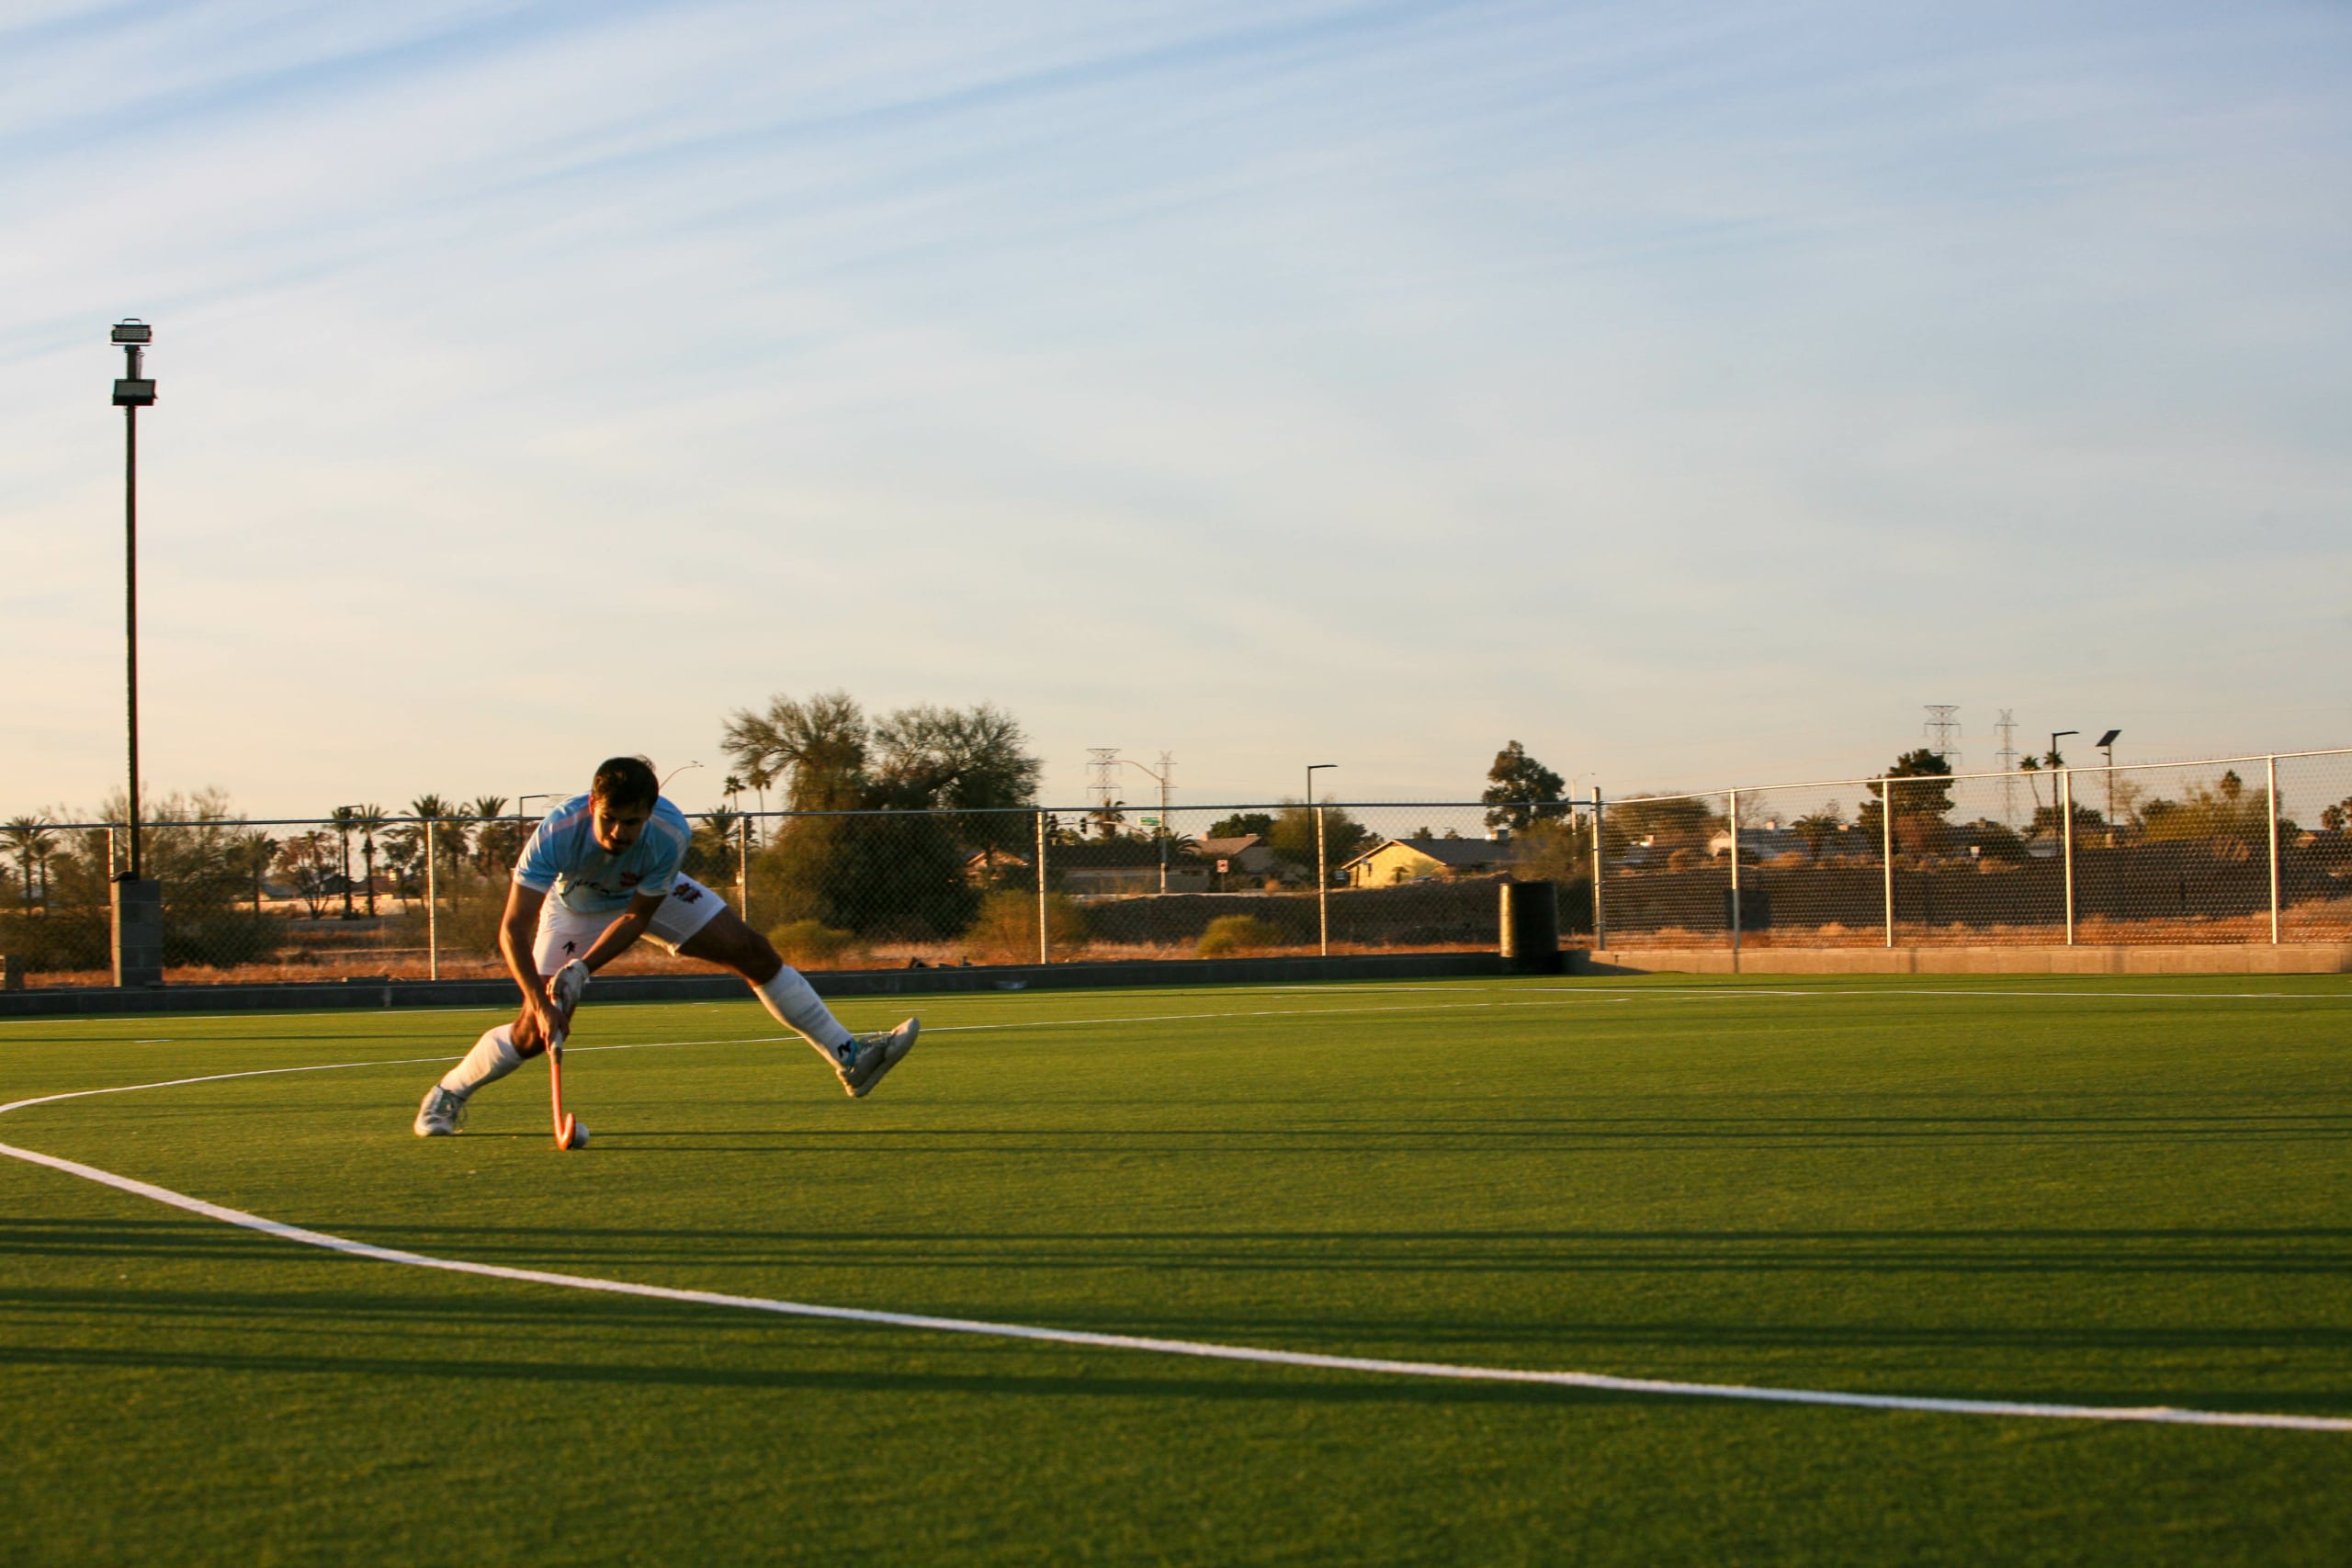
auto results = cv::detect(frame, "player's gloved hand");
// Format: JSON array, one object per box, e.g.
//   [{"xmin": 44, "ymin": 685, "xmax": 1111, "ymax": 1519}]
[{"xmin": 548, "ymin": 959, "xmax": 591, "ymax": 1034}]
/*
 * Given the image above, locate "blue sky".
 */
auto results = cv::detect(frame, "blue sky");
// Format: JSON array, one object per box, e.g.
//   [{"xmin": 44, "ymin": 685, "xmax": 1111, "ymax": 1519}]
[{"xmin": 4, "ymin": 0, "xmax": 2347, "ymax": 818}]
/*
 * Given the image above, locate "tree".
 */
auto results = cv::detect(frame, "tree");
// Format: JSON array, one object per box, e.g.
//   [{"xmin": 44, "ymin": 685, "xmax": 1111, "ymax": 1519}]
[
  {"xmin": 724, "ymin": 691, "xmax": 1042, "ymax": 939},
  {"xmin": 870, "ymin": 702, "xmax": 1041, "ymax": 857},
  {"xmin": 352, "ymin": 804, "xmax": 389, "ymax": 917},
  {"xmin": 691, "ymin": 807, "xmax": 744, "ymax": 887},
  {"xmin": 1602, "ymin": 795, "xmax": 1714, "ymax": 857},
  {"xmin": 1512, "ymin": 816, "xmax": 1591, "ymax": 884},
  {"xmin": 230, "ymin": 829, "xmax": 278, "ymax": 918},
  {"xmin": 721, "ymin": 691, "xmax": 871, "ymax": 811},
  {"xmin": 329, "ymin": 806, "xmax": 359, "ymax": 919},
  {"xmin": 1206, "ymin": 812, "xmax": 1274, "ymax": 840},
  {"xmin": 406, "ymin": 795, "xmax": 463, "ymax": 908},
  {"xmin": 1856, "ymin": 750, "xmax": 1956, "ymax": 852},
  {"xmin": 277, "ymin": 832, "xmax": 338, "ymax": 919},
  {"xmin": 3, "ymin": 818, "xmax": 56, "ymax": 911},
  {"xmin": 1482, "ymin": 740, "xmax": 1567, "ymax": 832},
  {"xmin": 468, "ymin": 795, "xmax": 523, "ymax": 879},
  {"xmin": 1266, "ymin": 801, "xmax": 1371, "ymax": 880},
  {"xmin": 1791, "ymin": 807, "xmax": 1844, "ymax": 861},
  {"xmin": 2138, "ymin": 771, "xmax": 2276, "ymax": 848},
  {"xmin": 871, "ymin": 703, "xmax": 1041, "ymax": 808}
]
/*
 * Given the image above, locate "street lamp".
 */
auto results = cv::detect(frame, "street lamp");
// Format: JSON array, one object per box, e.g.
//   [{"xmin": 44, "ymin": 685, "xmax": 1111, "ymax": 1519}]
[
  {"xmin": 108, "ymin": 320, "xmax": 161, "ymax": 987},
  {"xmin": 1306, "ymin": 764, "xmax": 1337, "ymax": 955},
  {"xmin": 2048, "ymin": 730, "xmax": 2078, "ymax": 768},
  {"xmin": 1101, "ymin": 755, "xmax": 1175, "ymax": 892},
  {"xmin": 2094, "ymin": 729, "xmax": 2121, "ymax": 839}
]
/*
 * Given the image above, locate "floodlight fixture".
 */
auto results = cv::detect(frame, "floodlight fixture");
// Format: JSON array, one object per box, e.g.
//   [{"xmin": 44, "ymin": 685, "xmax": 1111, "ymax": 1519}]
[{"xmin": 110, "ymin": 320, "xmax": 153, "ymax": 344}]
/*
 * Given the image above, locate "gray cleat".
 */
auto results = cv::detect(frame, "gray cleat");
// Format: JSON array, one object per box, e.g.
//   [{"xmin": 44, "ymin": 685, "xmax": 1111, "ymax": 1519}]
[
  {"xmin": 836, "ymin": 1017, "xmax": 920, "ymax": 1099},
  {"xmin": 413, "ymin": 1085, "xmax": 467, "ymax": 1137}
]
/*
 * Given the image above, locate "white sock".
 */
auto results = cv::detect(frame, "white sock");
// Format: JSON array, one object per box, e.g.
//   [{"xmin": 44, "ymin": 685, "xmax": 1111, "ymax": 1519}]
[
  {"xmin": 754, "ymin": 966, "xmax": 857, "ymax": 1064},
  {"xmin": 439, "ymin": 1025, "xmax": 524, "ymax": 1099}
]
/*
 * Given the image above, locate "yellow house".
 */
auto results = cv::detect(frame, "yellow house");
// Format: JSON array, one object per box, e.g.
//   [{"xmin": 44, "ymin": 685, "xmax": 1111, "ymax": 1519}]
[{"xmin": 1341, "ymin": 836, "xmax": 1521, "ymax": 887}]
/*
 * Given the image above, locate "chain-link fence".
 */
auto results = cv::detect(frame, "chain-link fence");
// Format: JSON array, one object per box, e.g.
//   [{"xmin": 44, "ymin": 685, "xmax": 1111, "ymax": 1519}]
[{"xmin": 2, "ymin": 750, "xmax": 2346, "ymax": 988}]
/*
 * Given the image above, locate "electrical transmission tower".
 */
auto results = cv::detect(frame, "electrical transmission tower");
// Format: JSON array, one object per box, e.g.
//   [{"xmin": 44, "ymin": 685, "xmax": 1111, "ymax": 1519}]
[
  {"xmin": 1087, "ymin": 748, "xmax": 1121, "ymax": 813},
  {"xmin": 1923, "ymin": 705, "xmax": 1962, "ymax": 769},
  {"xmin": 1995, "ymin": 709, "xmax": 2019, "ymax": 825}
]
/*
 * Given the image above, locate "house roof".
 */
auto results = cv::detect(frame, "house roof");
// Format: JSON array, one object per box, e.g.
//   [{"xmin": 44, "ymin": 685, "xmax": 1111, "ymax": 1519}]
[
  {"xmin": 1193, "ymin": 835, "xmax": 1263, "ymax": 858},
  {"xmin": 1342, "ymin": 836, "xmax": 1521, "ymax": 870}
]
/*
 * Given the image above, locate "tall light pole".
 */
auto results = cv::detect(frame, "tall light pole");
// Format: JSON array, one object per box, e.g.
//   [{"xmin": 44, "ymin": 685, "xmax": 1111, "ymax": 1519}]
[
  {"xmin": 108, "ymin": 321, "xmax": 162, "ymax": 987},
  {"xmin": 111, "ymin": 321, "xmax": 155, "ymax": 880},
  {"xmin": 1307, "ymin": 763, "xmax": 1337, "ymax": 955}
]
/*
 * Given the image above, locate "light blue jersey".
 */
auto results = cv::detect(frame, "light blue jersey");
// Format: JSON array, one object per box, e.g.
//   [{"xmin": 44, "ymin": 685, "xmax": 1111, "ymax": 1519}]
[{"xmin": 513, "ymin": 795, "xmax": 694, "ymax": 915}]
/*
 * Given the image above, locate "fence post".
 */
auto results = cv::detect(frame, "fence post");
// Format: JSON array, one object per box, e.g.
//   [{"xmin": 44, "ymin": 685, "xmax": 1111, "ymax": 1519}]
[
  {"xmin": 1035, "ymin": 809, "xmax": 1049, "ymax": 965},
  {"xmin": 1881, "ymin": 775, "xmax": 1894, "ymax": 948},
  {"xmin": 1589, "ymin": 786, "xmax": 1607, "ymax": 953},
  {"xmin": 1315, "ymin": 805, "xmax": 1329, "ymax": 957},
  {"xmin": 737, "ymin": 815, "xmax": 750, "ymax": 926},
  {"xmin": 2267, "ymin": 753, "xmax": 2281, "ymax": 945},
  {"xmin": 424, "ymin": 817, "xmax": 439, "ymax": 981},
  {"xmin": 2061, "ymin": 768, "xmax": 2076, "ymax": 946},
  {"xmin": 1727, "ymin": 786, "xmax": 1741, "ymax": 973}
]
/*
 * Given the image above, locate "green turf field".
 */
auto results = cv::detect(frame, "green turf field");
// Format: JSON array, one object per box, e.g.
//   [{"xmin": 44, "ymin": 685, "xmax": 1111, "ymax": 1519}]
[{"xmin": 4, "ymin": 975, "xmax": 2349, "ymax": 1565}]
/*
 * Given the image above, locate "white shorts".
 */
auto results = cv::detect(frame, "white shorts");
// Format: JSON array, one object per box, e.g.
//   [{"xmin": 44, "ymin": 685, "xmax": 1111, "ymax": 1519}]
[{"xmin": 529, "ymin": 875, "xmax": 727, "ymax": 976}]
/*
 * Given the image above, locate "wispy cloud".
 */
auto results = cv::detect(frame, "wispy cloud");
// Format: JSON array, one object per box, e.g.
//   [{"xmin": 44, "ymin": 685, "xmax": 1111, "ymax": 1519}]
[{"xmin": 4, "ymin": 1, "xmax": 2348, "ymax": 815}]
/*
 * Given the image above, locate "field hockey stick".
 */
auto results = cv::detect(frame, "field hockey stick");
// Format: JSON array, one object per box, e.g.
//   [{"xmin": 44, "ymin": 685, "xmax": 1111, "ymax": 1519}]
[
  {"xmin": 547, "ymin": 960, "xmax": 589, "ymax": 1150},
  {"xmin": 548, "ymin": 1028, "xmax": 577, "ymax": 1150}
]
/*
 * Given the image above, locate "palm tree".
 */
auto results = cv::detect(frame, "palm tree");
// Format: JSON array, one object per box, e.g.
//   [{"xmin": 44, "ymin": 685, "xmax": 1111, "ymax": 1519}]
[
  {"xmin": 468, "ymin": 795, "xmax": 513, "ymax": 880},
  {"xmin": 328, "ymin": 806, "xmax": 359, "ymax": 919},
  {"xmin": 353, "ymin": 804, "xmax": 389, "ymax": 917},
  {"xmin": 3, "ymin": 817, "xmax": 54, "ymax": 912},
  {"xmin": 409, "ymin": 795, "xmax": 460, "ymax": 910},
  {"xmin": 231, "ymin": 829, "xmax": 278, "ymax": 919},
  {"xmin": 1792, "ymin": 810, "xmax": 1843, "ymax": 861}
]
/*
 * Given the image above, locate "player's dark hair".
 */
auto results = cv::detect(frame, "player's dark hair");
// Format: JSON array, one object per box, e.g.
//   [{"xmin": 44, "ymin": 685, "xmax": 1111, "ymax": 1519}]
[{"xmin": 590, "ymin": 755, "xmax": 660, "ymax": 810}]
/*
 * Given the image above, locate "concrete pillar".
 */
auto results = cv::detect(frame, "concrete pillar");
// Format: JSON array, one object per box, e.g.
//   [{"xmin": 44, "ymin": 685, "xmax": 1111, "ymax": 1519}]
[{"xmin": 111, "ymin": 877, "xmax": 164, "ymax": 987}]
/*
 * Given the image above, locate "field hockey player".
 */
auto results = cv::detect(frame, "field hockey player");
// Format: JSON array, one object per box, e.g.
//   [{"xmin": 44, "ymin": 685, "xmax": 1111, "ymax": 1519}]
[{"xmin": 413, "ymin": 755, "xmax": 917, "ymax": 1136}]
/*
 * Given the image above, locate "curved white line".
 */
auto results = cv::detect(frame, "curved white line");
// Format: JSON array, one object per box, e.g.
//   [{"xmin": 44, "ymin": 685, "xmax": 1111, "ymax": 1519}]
[{"xmin": 4, "ymin": 1033, "xmax": 2346, "ymax": 1433}]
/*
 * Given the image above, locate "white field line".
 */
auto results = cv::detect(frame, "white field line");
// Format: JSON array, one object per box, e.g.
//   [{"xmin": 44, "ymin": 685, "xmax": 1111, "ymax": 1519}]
[{"xmin": 3, "ymin": 1012, "xmax": 2347, "ymax": 1434}]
